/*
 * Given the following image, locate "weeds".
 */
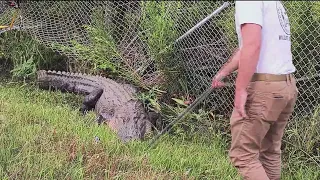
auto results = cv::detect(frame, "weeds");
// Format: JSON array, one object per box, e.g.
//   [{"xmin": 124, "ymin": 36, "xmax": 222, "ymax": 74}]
[
  {"xmin": 0, "ymin": 30, "xmax": 66, "ymax": 79},
  {"xmin": 51, "ymin": 8, "xmax": 122, "ymax": 76},
  {"xmin": 137, "ymin": 86, "xmax": 163, "ymax": 113},
  {"xmin": 139, "ymin": 1, "xmax": 181, "ymax": 90},
  {"xmin": 283, "ymin": 106, "xmax": 320, "ymax": 168},
  {"xmin": 52, "ymin": 6, "xmax": 156, "ymax": 90},
  {"xmin": 0, "ymin": 83, "xmax": 319, "ymax": 179}
]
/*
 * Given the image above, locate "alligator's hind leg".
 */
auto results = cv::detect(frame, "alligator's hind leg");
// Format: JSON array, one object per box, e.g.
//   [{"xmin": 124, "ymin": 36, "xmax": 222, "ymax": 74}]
[{"xmin": 79, "ymin": 88, "xmax": 103, "ymax": 115}]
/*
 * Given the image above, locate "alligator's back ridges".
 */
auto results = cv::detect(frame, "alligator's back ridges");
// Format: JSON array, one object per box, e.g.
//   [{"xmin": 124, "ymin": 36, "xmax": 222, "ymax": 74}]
[
  {"xmin": 38, "ymin": 70, "xmax": 143, "ymax": 116},
  {"xmin": 38, "ymin": 70, "xmax": 137, "ymax": 100},
  {"xmin": 38, "ymin": 70, "xmax": 101, "ymax": 85}
]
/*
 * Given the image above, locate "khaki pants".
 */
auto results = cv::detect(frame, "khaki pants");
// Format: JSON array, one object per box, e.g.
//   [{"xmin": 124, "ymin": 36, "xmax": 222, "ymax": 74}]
[{"xmin": 229, "ymin": 74, "xmax": 298, "ymax": 180}]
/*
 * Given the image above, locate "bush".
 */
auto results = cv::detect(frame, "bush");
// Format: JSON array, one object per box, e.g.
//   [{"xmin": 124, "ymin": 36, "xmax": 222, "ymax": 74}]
[
  {"xmin": 285, "ymin": 1, "xmax": 320, "ymax": 78},
  {"xmin": 51, "ymin": 2, "xmax": 182, "ymax": 90},
  {"xmin": 0, "ymin": 31, "xmax": 66, "ymax": 79},
  {"xmin": 139, "ymin": 1, "xmax": 181, "ymax": 90}
]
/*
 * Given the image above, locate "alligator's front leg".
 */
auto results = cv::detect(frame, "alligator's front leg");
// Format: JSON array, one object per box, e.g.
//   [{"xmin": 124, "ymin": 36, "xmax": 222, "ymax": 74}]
[{"xmin": 79, "ymin": 88, "xmax": 103, "ymax": 115}]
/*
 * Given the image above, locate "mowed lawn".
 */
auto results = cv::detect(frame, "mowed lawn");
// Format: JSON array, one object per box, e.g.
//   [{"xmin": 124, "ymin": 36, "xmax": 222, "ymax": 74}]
[{"xmin": 0, "ymin": 83, "xmax": 318, "ymax": 179}]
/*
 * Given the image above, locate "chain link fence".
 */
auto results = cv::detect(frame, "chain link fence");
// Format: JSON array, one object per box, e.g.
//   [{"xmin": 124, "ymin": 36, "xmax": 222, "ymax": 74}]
[{"xmin": 1, "ymin": 1, "xmax": 319, "ymax": 120}]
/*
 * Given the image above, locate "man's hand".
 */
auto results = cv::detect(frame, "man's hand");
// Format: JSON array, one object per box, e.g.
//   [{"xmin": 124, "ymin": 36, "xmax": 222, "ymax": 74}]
[
  {"xmin": 211, "ymin": 49, "xmax": 241, "ymax": 89},
  {"xmin": 211, "ymin": 71, "xmax": 226, "ymax": 88},
  {"xmin": 234, "ymin": 89, "xmax": 248, "ymax": 118}
]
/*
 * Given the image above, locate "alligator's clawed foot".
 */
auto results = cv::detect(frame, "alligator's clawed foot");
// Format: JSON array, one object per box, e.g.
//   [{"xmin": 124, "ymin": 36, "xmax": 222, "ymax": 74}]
[
  {"xmin": 96, "ymin": 115, "xmax": 105, "ymax": 125},
  {"xmin": 95, "ymin": 113, "xmax": 113, "ymax": 125},
  {"xmin": 79, "ymin": 104, "xmax": 91, "ymax": 116}
]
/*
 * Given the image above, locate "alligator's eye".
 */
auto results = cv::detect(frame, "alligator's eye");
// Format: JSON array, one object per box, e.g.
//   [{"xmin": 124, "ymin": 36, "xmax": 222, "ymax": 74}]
[{"xmin": 100, "ymin": 111, "xmax": 114, "ymax": 120}]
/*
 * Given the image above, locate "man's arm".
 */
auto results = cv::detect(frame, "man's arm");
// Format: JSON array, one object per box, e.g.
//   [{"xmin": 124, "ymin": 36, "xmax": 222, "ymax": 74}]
[
  {"xmin": 234, "ymin": 23, "xmax": 262, "ymax": 117},
  {"xmin": 212, "ymin": 48, "xmax": 240, "ymax": 88},
  {"xmin": 236, "ymin": 24, "xmax": 262, "ymax": 91},
  {"xmin": 219, "ymin": 48, "xmax": 241, "ymax": 76}
]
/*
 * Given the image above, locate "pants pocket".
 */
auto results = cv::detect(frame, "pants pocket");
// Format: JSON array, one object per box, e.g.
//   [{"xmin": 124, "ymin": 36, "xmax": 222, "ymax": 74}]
[{"xmin": 261, "ymin": 92, "xmax": 288, "ymax": 122}]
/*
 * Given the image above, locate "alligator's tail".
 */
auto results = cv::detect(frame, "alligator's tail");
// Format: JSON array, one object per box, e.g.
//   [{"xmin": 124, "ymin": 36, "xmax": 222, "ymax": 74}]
[{"xmin": 37, "ymin": 70, "xmax": 102, "ymax": 95}]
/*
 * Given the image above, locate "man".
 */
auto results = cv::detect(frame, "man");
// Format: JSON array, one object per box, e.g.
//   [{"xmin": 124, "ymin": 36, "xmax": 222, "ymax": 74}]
[{"xmin": 212, "ymin": 1, "xmax": 298, "ymax": 180}]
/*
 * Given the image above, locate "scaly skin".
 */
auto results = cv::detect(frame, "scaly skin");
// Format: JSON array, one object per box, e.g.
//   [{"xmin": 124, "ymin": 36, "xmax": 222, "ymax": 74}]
[{"xmin": 37, "ymin": 70, "xmax": 152, "ymax": 142}]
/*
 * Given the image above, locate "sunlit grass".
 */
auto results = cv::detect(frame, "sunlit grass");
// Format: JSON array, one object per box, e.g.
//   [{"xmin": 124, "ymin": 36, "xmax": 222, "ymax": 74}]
[{"xmin": 0, "ymin": 83, "xmax": 318, "ymax": 179}]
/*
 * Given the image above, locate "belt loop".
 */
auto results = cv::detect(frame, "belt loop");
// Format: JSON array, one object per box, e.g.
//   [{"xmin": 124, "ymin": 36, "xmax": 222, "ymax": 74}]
[
  {"xmin": 265, "ymin": 74, "xmax": 269, "ymax": 82},
  {"xmin": 286, "ymin": 74, "xmax": 290, "ymax": 85},
  {"xmin": 289, "ymin": 74, "xmax": 293, "ymax": 84},
  {"xmin": 289, "ymin": 74, "xmax": 291, "ymax": 82}
]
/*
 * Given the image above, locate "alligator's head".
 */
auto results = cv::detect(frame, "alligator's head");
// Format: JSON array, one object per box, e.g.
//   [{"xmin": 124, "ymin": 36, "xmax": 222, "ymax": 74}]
[{"xmin": 98, "ymin": 100, "xmax": 153, "ymax": 142}]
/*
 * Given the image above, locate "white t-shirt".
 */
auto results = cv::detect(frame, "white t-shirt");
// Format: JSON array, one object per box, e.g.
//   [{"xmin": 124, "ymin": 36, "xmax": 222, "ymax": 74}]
[{"xmin": 235, "ymin": 1, "xmax": 296, "ymax": 74}]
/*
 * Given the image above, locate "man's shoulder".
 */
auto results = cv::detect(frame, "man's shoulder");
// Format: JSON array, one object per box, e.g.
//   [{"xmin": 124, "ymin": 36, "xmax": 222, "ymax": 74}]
[
  {"xmin": 235, "ymin": 1, "xmax": 263, "ymax": 6},
  {"xmin": 235, "ymin": 1, "xmax": 264, "ymax": 13}
]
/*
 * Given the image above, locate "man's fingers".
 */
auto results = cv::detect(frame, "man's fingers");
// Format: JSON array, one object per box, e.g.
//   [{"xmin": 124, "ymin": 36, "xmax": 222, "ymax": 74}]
[
  {"xmin": 211, "ymin": 81, "xmax": 218, "ymax": 88},
  {"xmin": 212, "ymin": 80, "xmax": 225, "ymax": 88},
  {"xmin": 240, "ymin": 109, "xmax": 248, "ymax": 118},
  {"xmin": 211, "ymin": 73, "xmax": 226, "ymax": 88},
  {"xmin": 235, "ymin": 106, "xmax": 247, "ymax": 119}
]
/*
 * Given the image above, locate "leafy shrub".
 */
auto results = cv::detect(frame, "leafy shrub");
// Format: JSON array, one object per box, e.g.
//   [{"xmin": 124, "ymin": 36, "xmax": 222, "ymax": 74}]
[
  {"xmin": 51, "ymin": 8, "xmax": 119, "ymax": 73},
  {"xmin": 139, "ymin": 1, "xmax": 181, "ymax": 90},
  {"xmin": 51, "ymin": 7, "xmax": 146, "ymax": 88},
  {"xmin": 285, "ymin": 1, "xmax": 320, "ymax": 78},
  {"xmin": 52, "ymin": 3, "xmax": 181, "ymax": 90},
  {"xmin": 0, "ymin": 30, "xmax": 65, "ymax": 79}
]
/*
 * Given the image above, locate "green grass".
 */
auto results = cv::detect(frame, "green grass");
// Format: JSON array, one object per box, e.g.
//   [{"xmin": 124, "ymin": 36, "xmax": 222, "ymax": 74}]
[
  {"xmin": 0, "ymin": 83, "xmax": 239, "ymax": 179},
  {"xmin": 0, "ymin": 83, "xmax": 319, "ymax": 179}
]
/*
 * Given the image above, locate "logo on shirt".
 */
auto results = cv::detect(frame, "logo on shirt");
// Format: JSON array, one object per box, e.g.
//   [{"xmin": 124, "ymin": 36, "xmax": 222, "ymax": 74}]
[{"xmin": 276, "ymin": 1, "xmax": 290, "ymax": 35}]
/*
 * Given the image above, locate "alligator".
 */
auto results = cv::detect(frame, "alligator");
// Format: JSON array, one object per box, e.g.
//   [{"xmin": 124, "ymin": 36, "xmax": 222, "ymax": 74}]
[{"xmin": 37, "ymin": 70, "xmax": 154, "ymax": 142}]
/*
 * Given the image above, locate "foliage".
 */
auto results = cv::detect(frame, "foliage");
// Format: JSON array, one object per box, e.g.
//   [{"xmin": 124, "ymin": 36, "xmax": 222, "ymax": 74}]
[
  {"xmin": 136, "ymin": 86, "xmax": 163, "ymax": 113},
  {"xmin": 0, "ymin": 31, "xmax": 64, "ymax": 79},
  {"xmin": 283, "ymin": 107, "xmax": 320, "ymax": 168},
  {"xmin": 52, "ymin": 11, "xmax": 145, "ymax": 89},
  {"xmin": 139, "ymin": 1, "xmax": 181, "ymax": 90},
  {"xmin": 174, "ymin": 1, "xmax": 223, "ymax": 34},
  {"xmin": 51, "ymin": 8, "xmax": 121, "ymax": 75},
  {"xmin": 139, "ymin": 1, "xmax": 179, "ymax": 57},
  {"xmin": 285, "ymin": 1, "xmax": 320, "ymax": 78}
]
